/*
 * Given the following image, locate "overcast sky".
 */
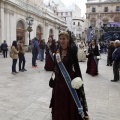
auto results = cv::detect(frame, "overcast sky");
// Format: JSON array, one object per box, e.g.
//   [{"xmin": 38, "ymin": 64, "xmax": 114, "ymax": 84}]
[
  {"xmin": 44, "ymin": 0, "xmax": 87, "ymax": 16},
  {"xmin": 61, "ymin": 0, "xmax": 87, "ymax": 16}
]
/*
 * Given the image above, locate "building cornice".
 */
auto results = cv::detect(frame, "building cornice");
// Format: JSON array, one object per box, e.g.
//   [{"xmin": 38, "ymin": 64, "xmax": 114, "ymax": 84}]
[
  {"xmin": 86, "ymin": 12, "xmax": 120, "ymax": 14},
  {"xmin": 72, "ymin": 18, "xmax": 84, "ymax": 22},
  {"xmin": 86, "ymin": 1, "xmax": 120, "ymax": 5},
  {"xmin": 2, "ymin": 0, "xmax": 66, "ymax": 28},
  {"xmin": 3, "ymin": 0, "xmax": 43, "ymax": 16}
]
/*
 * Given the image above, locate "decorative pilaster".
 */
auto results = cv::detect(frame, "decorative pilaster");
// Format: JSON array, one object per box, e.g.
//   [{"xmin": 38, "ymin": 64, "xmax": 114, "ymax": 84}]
[
  {"xmin": 55, "ymin": 24, "xmax": 59, "ymax": 40},
  {"xmin": 6, "ymin": 12, "xmax": 10, "ymax": 45},
  {"xmin": 1, "ymin": 7, "xmax": 5, "ymax": 43},
  {"xmin": 44, "ymin": 20, "xmax": 49, "ymax": 42}
]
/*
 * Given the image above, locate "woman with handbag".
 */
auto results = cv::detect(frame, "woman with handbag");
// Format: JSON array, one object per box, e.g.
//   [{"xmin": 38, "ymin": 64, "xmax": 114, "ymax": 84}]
[
  {"xmin": 50, "ymin": 31, "xmax": 89, "ymax": 120},
  {"xmin": 11, "ymin": 41, "xmax": 19, "ymax": 75},
  {"xmin": 86, "ymin": 39, "xmax": 100, "ymax": 76},
  {"xmin": 44, "ymin": 36, "xmax": 56, "ymax": 71}
]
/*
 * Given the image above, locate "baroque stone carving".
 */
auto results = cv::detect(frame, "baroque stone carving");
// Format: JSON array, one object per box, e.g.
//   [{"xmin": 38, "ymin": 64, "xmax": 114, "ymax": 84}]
[
  {"xmin": 45, "ymin": 21, "xmax": 48, "ymax": 26},
  {"xmin": 5, "ymin": 0, "xmax": 43, "ymax": 16}
]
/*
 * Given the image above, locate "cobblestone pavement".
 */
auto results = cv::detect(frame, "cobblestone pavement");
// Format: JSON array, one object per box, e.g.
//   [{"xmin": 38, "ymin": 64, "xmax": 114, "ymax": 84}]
[{"xmin": 0, "ymin": 53, "xmax": 120, "ymax": 120}]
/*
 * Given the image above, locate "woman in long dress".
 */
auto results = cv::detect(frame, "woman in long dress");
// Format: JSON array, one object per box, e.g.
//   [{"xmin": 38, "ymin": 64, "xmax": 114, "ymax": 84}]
[
  {"xmin": 78, "ymin": 41, "xmax": 86, "ymax": 62},
  {"xmin": 44, "ymin": 37, "xmax": 56, "ymax": 71},
  {"xmin": 50, "ymin": 31, "xmax": 89, "ymax": 120},
  {"xmin": 86, "ymin": 39, "xmax": 100, "ymax": 76}
]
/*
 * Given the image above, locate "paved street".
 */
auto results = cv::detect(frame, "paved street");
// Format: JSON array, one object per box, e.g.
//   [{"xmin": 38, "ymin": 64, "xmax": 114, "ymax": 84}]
[{"xmin": 0, "ymin": 52, "xmax": 120, "ymax": 120}]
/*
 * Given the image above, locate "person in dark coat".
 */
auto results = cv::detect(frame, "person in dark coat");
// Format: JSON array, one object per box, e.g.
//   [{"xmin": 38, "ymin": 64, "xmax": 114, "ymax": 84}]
[
  {"xmin": 32, "ymin": 37, "xmax": 39, "ymax": 68},
  {"xmin": 50, "ymin": 31, "xmax": 89, "ymax": 120},
  {"xmin": 86, "ymin": 39, "xmax": 100, "ymax": 76},
  {"xmin": 1, "ymin": 40, "xmax": 8, "ymax": 58},
  {"xmin": 17, "ymin": 40, "xmax": 27, "ymax": 72},
  {"xmin": 106, "ymin": 42, "xmax": 115, "ymax": 66},
  {"xmin": 44, "ymin": 36, "xmax": 56, "ymax": 71},
  {"xmin": 111, "ymin": 40, "xmax": 120, "ymax": 82}
]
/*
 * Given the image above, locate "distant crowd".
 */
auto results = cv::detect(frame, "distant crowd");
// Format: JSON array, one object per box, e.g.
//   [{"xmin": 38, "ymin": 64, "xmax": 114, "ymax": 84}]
[{"xmin": 0, "ymin": 36, "xmax": 120, "ymax": 82}]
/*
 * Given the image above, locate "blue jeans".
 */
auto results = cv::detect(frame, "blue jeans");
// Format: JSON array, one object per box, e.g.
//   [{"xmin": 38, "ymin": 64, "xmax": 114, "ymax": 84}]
[
  {"xmin": 103, "ymin": 48, "xmax": 107, "ymax": 54},
  {"xmin": 39, "ymin": 49, "xmax": 44, "ymax": 61},
  {"xmin": 32, "ymin": 52, "xmax": 37, "ymax": 66}
]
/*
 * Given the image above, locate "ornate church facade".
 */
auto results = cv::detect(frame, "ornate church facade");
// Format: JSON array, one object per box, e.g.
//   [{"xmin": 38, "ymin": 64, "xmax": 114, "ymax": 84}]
[
  {"xmin": 85, "ymin": 0, "xmax": 120, "ymax": 40},
  {"xmin": 0, "ymin": 0, "xmax": 66, "ymax": 45}
]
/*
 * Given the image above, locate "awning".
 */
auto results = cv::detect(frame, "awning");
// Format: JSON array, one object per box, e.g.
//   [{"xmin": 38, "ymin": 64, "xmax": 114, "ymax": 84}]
[{"xmin": 108, "ymin": 22, "xmax": 120, "ymax": 26}]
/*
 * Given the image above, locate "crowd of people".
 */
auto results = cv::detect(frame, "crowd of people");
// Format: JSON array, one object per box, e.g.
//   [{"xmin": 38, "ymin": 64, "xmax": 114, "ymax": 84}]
[
  {"xmin": 10, "ymin": 40, "xmax": 27, "ymax": 74},
  {"xmin": 0, "ymin": 30, "xmax": 120, "ymax": 120}
]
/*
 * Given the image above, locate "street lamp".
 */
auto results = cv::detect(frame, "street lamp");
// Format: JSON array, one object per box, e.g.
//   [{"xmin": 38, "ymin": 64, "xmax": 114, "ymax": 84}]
[{"xmin": 26, "ymin": 16, "xmax": 34, "ymax": 45}]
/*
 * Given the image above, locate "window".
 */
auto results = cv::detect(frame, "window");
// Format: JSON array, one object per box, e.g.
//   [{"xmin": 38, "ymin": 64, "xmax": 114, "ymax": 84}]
[
  {"xmin": 78, "ymin": 22, "xmax": 80, "ymax": 26},
  {"xmin": 73, "ymin": 22, "xmax": 75, "ymax": 25},
  {"xmin": 61, "ymin": 12, "xmax": 63, "ymax": 15},
  {"xmin": 64, "ymin": 17, "xmax": 66, "ymax": 21},
  {"xmin": 116, "ymin": 6, "xmax": 120, "ymax": 11},
  {"xmin": 66, "ymin": 12, "xmax": 68, "ymax": 15},
  {"xmin": 104, "ymin": 7, "xmax": 108, "ymax": 12},
  {"xmin": 90, "ymin": 18, "xmax": 96, "ymax": 27},
  {"xmin": 92, "ymin": 7, "xmax": 96, "ymax": 12}
]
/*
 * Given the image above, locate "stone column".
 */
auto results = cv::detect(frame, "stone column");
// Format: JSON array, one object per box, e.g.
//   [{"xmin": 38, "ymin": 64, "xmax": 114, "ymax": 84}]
[
  {"xmin": 9, "ymin": 14, "xmax": 12, "ymax": 46},
  {"xmin": 55, "ymin": 25, "xmax": 59, "ymax": 40},
  {"xmin": 13, "ymin": 13, "xmax": 17, "ymax": 43},
  {"xmin": 6, "ymin": 12, "xmax": 10, "ymax": 45},
  {"xmin": 1, "ymin": 7, "xmax": 5, "ymax": 44},
  {"xmin": 44, "ymin": 20, "xmax": 49, "ymax": 42},
  {"xmin": 10, "ymin": 11, "xmax": 15, "ymax": 45},
  {"xmin": 43, "ymin": 19, "xmax": 46, "ymax": 40}
]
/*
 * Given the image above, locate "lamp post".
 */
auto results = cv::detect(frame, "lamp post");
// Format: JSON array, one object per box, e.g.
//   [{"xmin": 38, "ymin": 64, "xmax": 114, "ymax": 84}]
[{"xmin": 26, "ymin": 16, "xmax": 34, "ymax": 45}]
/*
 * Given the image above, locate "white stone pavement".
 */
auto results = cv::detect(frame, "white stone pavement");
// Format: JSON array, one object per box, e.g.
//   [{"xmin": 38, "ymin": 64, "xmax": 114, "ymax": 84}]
[{"xmin": 0, "ymin": 53, "xmax": 120, "ymax": 120}]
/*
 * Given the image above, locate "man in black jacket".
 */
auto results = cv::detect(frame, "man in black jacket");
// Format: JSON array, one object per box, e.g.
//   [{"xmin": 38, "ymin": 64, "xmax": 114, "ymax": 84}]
[
  {"xmin": 107, "ymin": 42, "xmax": 115, "ymax": 66},
  {"xmin": 1, "ymin": 40, "xmax": 8, "ymax": 58},
  {"xmin": 111, "ymin": 40, "xmax": 120, "ymax": 82}
]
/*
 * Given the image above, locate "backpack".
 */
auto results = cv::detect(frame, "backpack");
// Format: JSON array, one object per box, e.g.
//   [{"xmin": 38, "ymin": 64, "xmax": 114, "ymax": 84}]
[{"xmin": 9, "ymin": 48, "xmax": 13, "ymax": 58}]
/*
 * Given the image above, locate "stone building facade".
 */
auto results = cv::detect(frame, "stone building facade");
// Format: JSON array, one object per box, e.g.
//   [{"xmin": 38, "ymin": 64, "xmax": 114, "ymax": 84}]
[
  {"xmin": 85, "ymin": 0, "xmax": 120, "ymax": 40},
  {"xmin": 45, "ymin": 0, "xmax": 85, "ymax": 40},
  {"xmin": 0, "ymin": 0, "xmax": 66, "ymax": 46}
]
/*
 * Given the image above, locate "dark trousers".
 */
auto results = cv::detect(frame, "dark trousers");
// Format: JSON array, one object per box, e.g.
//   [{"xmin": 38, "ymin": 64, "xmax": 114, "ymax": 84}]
[
  {"xmin": 32, "ymin": 52, "xmax": 37, "ymax": 66},
  {"xmin": 22, "ymin": 55, "xmax": 25, "ymax": 70},
  {"xmin": 19, "ymin": 53, "xmax": 26, "ymax": 71},
  {"xmin": 12, "ymin": 59, "xmax": 17, "ymax": 72},
  {"xmin": 113, "ymin": 61, "xmax": 119, "ymax": 81},
  {"xmin": 3, "ymin": 50, "xmax": 7, "ymax": 58},
  {"xmin": 107, "ymin": 56, "xmax": 112, "ymax": 65}
]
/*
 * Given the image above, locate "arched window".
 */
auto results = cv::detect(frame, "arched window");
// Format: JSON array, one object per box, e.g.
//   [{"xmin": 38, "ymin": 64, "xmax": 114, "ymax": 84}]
[
  {"xmin": 16, "ymin": 20, "xmax": 25, "ymax": 43},
  {"xmin": 49, "ymin": 29, "xmax": 54, "ymax": 37},
  {"xmin": 17, "ymin": 20, "xmax": 25, "ymax": 29},
  {"xmin": 90, "ymin": 18, "xmax": 96, "ymax": 27},
  {"xmin": 36, "ymin": 26, "xmax": 42, "ymax": 32},
  {"xmin": 36, "ymin": 26, "xmax": 42, "ymax": 41},
  {"xmin": 114, "ymin": 17, "xmax": 120, "ymax": 22},
  {"xmin": 102, "ymin": 18, "xmax": 109, "ymax": 24}
]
